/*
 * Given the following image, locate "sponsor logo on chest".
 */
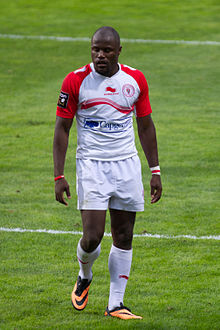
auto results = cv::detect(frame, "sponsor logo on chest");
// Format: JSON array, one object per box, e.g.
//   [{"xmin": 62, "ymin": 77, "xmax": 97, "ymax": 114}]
[
  {"xmin": 83, "ymin": 117, "xmax": 132, "ymax": 132},
  {"xmin": 104, "ymin": 86, "xmax": 119, "ymax": 95}
]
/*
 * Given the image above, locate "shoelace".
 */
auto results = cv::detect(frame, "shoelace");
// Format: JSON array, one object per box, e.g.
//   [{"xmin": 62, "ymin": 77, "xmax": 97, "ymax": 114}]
[
  {"xmin": 75, "ymin": 278, "xmax": 89, "ymax": 295},
  {"xmin": 109, "ymin": 303, "xmax": 131, "ymax": 313}
]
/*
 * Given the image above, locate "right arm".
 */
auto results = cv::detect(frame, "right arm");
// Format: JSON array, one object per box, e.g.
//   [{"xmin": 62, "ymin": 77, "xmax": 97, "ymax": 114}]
[{"xmin": 53, "ymin": 116, "xmax": 73, "ymax": 205}]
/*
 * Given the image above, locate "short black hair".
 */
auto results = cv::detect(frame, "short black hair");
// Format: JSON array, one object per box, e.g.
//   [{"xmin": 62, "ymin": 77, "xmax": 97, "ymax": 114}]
[{"xmin": 92, "ymin": 26, "xmax": 121, "ymax": 48}]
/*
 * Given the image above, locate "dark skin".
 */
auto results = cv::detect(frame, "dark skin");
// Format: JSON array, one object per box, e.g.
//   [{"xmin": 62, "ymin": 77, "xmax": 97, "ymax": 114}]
[
  {"xmin": 53, "ymin": 27, "xmax": 162, "ymax": 252},
  {"xmin": 91, "ymin": 29, "xmax": 122, "ymax": 77}
]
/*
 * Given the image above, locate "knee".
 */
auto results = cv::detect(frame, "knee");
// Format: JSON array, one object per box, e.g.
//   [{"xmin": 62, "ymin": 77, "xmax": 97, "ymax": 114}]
[
  {"xmin": 81, "ymin": 231, "xmax": 103, "ymax": 252},
  {"xmin": 112, "ymin": 230, "xmax": 133, "ymax": 250}
]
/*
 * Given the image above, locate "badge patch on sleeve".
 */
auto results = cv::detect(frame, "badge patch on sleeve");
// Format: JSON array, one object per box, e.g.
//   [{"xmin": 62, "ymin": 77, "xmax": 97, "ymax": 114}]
[{"xmin": 57, "ymin": 91, "xmax": 69, "ymax": 108}]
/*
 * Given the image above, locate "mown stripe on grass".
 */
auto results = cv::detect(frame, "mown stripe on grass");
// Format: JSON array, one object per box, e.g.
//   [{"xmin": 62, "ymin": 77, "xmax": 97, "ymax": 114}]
[
  {"xmin": 0, "ymin": 227, "xmax": 219, "ymax": 240},
  {"xmin": 0, "ymin": 34, "xmax": 220, "ymax": 46}
]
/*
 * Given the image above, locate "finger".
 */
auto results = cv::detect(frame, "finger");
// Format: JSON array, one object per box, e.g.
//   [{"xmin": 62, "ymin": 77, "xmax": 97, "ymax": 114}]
[
  {"xmin": 60, "ymin": 192, "xmax": 68, "ymax": 205},
  {"xmin": 151, "ymin": 185, "xmax": 155, "ymax": 197},
  {"xmin": 151, "ymin": 189, "xmax": 162, "ymax": 204},
  {"xmin": 151, "ymin": 196, "xmax": 159, "ymax": 204},
  {"xmin": 65, "ymin": 185, "xmax": 71, "ymax": 199},
  {"xmin": 56, "ymin": 193, "xmax": 68, "ymax": 206},
  {"xmin": 61, "ymin": 197, "xmax": 68, "ymax": 206}
]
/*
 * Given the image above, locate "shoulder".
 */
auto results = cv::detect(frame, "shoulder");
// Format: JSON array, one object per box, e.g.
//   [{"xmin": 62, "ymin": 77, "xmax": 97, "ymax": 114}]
[
  {"xmin": 63, "ymin": 64, "xmax": 92, "ymax": 85},
  {"xmin": 74, "ymin": 63, "xmax": 92, "ymax": 78},
  {"xmin": 121, "ymin": 64, "xmax": 146, "ymax": 79},
  {"xmin": 121, "ymin": 64, "xmax": 148, "ymax": 87}
]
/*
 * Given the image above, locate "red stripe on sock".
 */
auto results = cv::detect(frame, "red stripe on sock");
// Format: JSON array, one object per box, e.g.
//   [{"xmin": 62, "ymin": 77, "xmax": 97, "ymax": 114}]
[
  {"xmin": 119, "ymin": 275, "xmax": 129, "ymax": 280},
  {"xmin": 77, "ymin": 257, "xmax": 89, "ymax": 265}
]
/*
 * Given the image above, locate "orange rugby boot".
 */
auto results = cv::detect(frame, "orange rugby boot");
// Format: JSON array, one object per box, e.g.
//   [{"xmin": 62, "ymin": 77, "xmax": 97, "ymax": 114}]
[
  {"xmin": 104, "ymin": 303, "xmax": 143, "ymax": 320},
  {"xmin": 71, "ymin": 276, "xmax": 92, "ymax": 311}
]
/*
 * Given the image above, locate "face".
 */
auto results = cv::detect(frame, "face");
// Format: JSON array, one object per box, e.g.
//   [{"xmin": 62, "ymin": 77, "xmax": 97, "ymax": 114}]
[{"xmin": 91, "ymin": 33, "xmax": 122, "ymax": 77}]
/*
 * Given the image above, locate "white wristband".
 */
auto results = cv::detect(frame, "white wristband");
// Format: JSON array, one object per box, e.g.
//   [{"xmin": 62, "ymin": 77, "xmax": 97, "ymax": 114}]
[{"xmin": 150, "ymin": 166, "xmax": 161, "ymax": 175}]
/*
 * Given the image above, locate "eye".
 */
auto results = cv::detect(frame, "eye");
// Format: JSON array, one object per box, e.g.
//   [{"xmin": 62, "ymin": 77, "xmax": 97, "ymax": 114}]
[
  {"xmin": 92, "ymin": 47, "xmax": 99, "ymax": 52},
  {"xmin": 105, "ymin": 48, "xmax": 112, "ymax": 53}
]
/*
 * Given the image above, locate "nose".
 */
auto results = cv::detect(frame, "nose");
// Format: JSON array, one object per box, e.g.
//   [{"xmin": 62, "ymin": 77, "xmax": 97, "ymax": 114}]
[{"xmin": 97, "ymin": 49, "xmax": 105, "ymax": 58}]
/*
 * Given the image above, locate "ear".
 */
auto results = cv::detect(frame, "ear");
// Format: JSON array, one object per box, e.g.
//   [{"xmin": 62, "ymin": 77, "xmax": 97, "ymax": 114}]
[{"xmin": 118, "ymin": 46, "xmax": 122, "ymax": 55}]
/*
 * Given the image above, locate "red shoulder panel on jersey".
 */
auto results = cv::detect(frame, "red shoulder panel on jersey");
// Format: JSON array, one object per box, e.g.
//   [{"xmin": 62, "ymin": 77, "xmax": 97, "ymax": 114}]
[
  {"xmin": 121, "ymin": 64, "xmax": 152, "ymax": 117},
  {"xmin": 56, "ymin": 64, "xmax": 92, "ymax": 119}
]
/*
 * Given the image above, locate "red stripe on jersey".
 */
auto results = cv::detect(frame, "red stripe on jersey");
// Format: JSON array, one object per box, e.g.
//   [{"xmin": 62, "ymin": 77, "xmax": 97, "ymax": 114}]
[{"xmin": 80, "ymin": 98, "xmax": 134, "ymax": 114}]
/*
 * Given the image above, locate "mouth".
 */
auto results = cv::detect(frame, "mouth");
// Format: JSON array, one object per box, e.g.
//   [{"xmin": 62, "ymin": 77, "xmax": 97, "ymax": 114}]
[
  {"xmin": 96, "ymin": 62, "xmax": 108, "ymax": 68},
  {"xmin": 94, "ymin": 61, "xmax": 110, "ymax": 76}
]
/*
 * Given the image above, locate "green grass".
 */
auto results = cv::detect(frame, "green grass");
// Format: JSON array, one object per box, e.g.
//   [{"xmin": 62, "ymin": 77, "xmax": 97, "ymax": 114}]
[
  {"xmin": 1, "ymin": 233, "xmax": 219, "ymax": 329},
  {"xmin": 0, "ymin": 0, "xmax": 220, "ymax": 328}
]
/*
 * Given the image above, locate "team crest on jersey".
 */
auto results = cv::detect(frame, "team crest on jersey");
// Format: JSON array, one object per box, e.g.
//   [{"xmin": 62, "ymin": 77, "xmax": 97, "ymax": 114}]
[
  {"xmin": 122, "ymin": 84, "xmax": 135, "ymax": 97},
  {"xmin": 57, "ymin": 91, "xmax": 69, "ymax": 108}
]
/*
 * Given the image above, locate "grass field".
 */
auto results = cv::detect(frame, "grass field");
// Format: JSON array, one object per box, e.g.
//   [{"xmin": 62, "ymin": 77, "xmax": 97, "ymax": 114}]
[{"xmin": 0, "ymin": 0, "xmax": 220, "ymax": 329}]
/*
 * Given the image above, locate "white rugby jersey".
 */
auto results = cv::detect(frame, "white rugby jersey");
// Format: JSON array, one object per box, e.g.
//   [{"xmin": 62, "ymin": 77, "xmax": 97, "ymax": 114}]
[{"xmin": 57, "ymin": 63, "xmax": 152, "ymax": 161}]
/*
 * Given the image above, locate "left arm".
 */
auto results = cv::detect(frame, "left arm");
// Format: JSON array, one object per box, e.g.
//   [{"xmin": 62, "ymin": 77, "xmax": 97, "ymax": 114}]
[{"xmin": 136, "ymin": 114, "xmax": 162, "ymax": 203}]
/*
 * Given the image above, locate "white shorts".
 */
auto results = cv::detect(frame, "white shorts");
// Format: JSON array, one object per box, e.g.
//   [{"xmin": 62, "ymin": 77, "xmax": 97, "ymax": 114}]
[{"xmin": 76, "ymin": 155, "xmax": 144, "ymax": 212}]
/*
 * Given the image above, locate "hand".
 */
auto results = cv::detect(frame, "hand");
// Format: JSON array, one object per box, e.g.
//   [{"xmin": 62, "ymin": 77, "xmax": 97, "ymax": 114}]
[
  {"xmin": 150, "ymin": 175, "xmax": 162, "ymax": 204},
  {"xmin": 55, "ymin": 178, "xmax": 71, "ymax": 206}
]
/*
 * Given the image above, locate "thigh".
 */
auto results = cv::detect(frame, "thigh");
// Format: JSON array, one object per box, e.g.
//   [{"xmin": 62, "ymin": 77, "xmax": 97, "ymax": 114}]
[
  {"xmin": 109, "ymin": 156, "xmax": 144, "ymax": 212},
  {"xmin": 110, "ymin": 208, "xmax": 136, "ymax": 250},
  {"xmin": 76, "ymin": 159, "xmax": 113, "ymax": 210},
  {"xmin": 80, "ymin": 210, "xmax": 106, "ymax": 252}
]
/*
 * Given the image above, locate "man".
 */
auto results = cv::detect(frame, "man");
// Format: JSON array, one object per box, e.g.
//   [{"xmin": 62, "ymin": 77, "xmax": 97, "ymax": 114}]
[{"xmin": 53, "ymin": 26, "xmax": 162, "ymax": 320}]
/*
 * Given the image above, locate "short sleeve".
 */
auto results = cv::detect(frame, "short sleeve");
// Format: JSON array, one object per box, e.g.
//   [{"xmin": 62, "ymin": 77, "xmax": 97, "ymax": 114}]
[
  {"xmin": 56, "ymin": 72, "xmax": 78, "ymax": 119},
  {"xmin": 135, "ymin": 71, "xmax": 152, "ymax": 117}
]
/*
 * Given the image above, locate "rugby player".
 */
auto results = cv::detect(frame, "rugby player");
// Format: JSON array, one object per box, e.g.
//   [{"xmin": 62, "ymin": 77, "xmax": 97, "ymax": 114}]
[{"xmin": 53, "ymin": 26, "xmax": 162, "ymax": 320}]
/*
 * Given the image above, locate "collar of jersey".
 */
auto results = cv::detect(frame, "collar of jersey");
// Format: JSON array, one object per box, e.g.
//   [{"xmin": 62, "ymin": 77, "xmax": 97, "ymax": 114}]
[{"xmin": 90, "ymin": 62, "xmax": 121, "ymax": 79}]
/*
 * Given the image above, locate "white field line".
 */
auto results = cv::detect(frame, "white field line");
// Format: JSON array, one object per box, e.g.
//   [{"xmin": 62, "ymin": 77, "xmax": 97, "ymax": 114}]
[
  {"xmin": 0, "ymin": 227, "xmax": 219, "ymax": 240},
  {"xmin": 0, "ymin": 33, "xmax": 220, "ymax": 46}
]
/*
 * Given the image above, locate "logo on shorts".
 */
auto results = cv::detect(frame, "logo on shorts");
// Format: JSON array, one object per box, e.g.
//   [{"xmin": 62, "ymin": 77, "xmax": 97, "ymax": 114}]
[
  {"xmin": 57, "ymin": 91, "xmax": 69, "ymax": 108},
  {"xmin": 122, "ymin": 84, "xmax": 135, "ymax": 97}
]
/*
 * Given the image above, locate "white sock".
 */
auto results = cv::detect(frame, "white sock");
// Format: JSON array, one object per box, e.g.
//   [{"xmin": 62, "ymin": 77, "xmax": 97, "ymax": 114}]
[
  {"xmin": 108, "ymin": 244, "xmax": 132, "ymax": 310},
  {"xmin": 77, "ymin": 239, "xmax": 101, "ymax": 281}
]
